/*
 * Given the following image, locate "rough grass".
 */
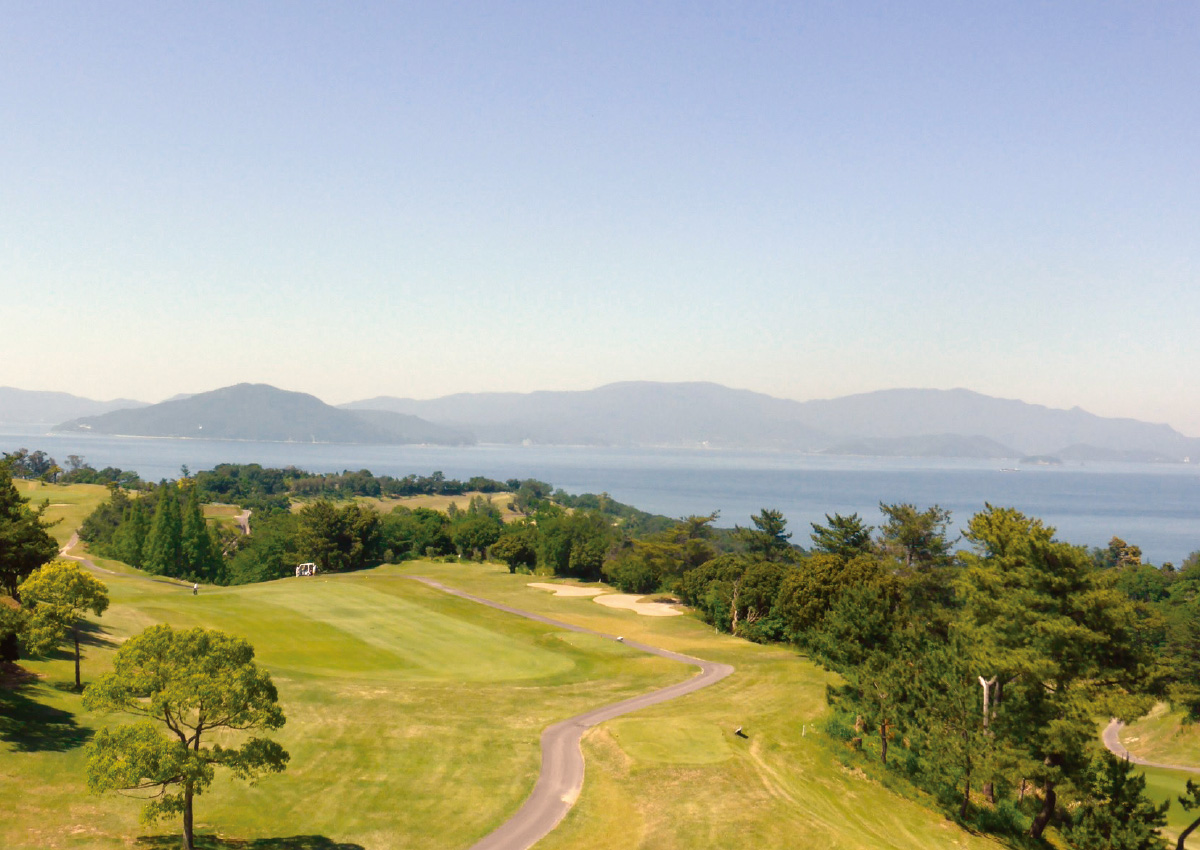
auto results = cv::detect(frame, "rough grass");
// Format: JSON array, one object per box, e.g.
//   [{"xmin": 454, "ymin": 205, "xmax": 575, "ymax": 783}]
[
  {"xmin": 1121, "ymin": 701, "xmax": 1200, "ymax": 767},
  {"xmin": 405, "ymin": 563, "xmax": 1011, "ymax": 850},
  {"xmin": 355, "ymin": 492, "xmax": 525, "ymax": 522}
]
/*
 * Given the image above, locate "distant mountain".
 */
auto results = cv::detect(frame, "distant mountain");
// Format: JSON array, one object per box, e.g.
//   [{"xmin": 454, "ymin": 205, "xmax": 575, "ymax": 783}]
[
  {"xmin": 53, "ymin": 384, "xmax": 472, "ymax": 446},
  {"xmin": 0, "ymin": 387, "xmax": 147, "ymax": 425},
  {"xmin": 345, "ymin": 383, "xmax": 1200, "ymax": 461},
  {"xmin": 821, "ymin": 434, "xmax": 1019, "ymax": 459},
  {"xmin": 345, "ymin": 382, "xmax": 830, "ymax": 449}
]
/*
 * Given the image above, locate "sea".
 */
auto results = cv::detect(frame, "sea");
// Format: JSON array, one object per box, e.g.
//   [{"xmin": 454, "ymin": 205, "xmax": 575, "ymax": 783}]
[{"xmin": 3, "ymin": 427, "xmax": 1198, "ymax": 567}]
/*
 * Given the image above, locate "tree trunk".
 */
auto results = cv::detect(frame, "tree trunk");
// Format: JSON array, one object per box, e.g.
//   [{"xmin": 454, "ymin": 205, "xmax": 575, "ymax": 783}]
[
  {"xmin": 983, "ymin": 781, "xmax": 995, "ymax": 804},
  {"xmin": 880, "ymin": 720, "xmax": 889, "ymax": 766},
  {"xmin": 1028, "ymin": 779, "xmax": 1056, "ymax": 839},
  {"xmin": 182, "ymin": 780, "xmax": 194, "ymax": 850},
  {"xmin": 73, "ymin": 625, "xmax": 81, "ymax": 690},
  {"xmin": 1178, "ymin": 815, "xmax": 1199, "ymax": 850}
]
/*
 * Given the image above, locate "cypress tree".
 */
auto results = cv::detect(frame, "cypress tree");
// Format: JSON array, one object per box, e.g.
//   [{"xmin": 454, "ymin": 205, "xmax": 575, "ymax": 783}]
[
  {"xmin": 181, "ymin": 486, "xmax": 222, "ymax": 583},
  {"xmin": 111, "ymin": 498, "xmax": 149, "ymax": 568},
  {"xmin": 144, "ymin": 484, "xmax": 183, "ymax": 577}
]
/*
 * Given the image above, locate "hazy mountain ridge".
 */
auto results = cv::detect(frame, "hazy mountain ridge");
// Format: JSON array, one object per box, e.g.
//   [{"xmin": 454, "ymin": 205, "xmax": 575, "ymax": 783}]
[
  {"xmin": 18, "ymin": 381, "xmax": 1199, "ymax": 460},
  {"xmin": 51, "ymin": 384, "xmax": 472, "ymax": 446},
  {"xmin": 0, "ymin": 387, "xmax": 148, "ymax": 425},
  {"xmin": 346, "ymin": 382, "xmax": 1200, "ymax": 461}
]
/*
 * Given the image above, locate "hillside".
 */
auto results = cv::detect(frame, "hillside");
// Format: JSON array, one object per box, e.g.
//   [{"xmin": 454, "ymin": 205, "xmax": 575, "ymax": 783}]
[
  {"xmin": 0, "ymin": 387, "xmax": 146, "ymax": 425},
  {"xmin": 52, "ymin": 383, "xmax": 472, "ymax": 445},
  {"xmin": 346, "ymin": 382, "xmax": 1200, "ymax": 460}
]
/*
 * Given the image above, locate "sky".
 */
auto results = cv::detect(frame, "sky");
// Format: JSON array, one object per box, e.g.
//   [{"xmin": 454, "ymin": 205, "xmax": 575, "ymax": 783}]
[{"xmin": 3, "ymin": 2, "xmax": 1198, "ymax": 434}]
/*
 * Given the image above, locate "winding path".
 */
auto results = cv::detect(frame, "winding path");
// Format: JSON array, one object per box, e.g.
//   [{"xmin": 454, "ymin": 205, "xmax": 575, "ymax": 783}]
[
  {"xmin": 1102, "ymin": 718, "xmax": 1200, "ymax": 775},
  {"xmin": 410, "ymin": 577, "xmax": 734, "ymax": 850},
  {"xmin": 59, "ymin": 533, "xmax": 193, "ymax": 588}
]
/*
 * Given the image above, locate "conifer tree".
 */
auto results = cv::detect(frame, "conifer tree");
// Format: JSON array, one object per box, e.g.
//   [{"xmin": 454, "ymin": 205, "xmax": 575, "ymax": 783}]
[
  {"xmin": 110, "ymin": 498, "xmax": 149, "ymax": 568},
  {"xmin": 144, "ymin": 484, "xmax": 183, "ymax": 577},
  {"xmin": 181, "ymin": 486, "xmax": 222, "ymax": 582}
]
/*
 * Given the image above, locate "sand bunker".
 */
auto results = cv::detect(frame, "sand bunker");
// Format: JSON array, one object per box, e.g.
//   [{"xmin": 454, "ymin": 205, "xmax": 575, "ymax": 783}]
[
  {"xmin": 528, "ymin": 582, "xmax": 608, "ymax": 598},
  {"xmin": 593, "ymin": 594, "xmax": 684, "ymax": 617}
]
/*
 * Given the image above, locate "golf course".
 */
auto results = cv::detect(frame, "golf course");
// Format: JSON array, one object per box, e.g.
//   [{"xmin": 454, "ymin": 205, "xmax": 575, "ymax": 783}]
[{"xmin": 2, "ymin": 482, "xmax": 1197, "ymax": 849}]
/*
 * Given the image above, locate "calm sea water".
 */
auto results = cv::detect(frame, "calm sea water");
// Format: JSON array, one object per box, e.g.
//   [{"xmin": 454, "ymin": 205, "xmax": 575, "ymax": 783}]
[{"xmin": 4, "ymin": 427, "xmax": 1198, "ymax": 566}]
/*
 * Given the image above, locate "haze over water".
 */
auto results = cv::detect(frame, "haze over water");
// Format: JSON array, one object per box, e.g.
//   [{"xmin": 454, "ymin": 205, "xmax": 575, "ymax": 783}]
[{"xmin": 5, "ymin": 428, "xmax": 1197, "ymax": 566}]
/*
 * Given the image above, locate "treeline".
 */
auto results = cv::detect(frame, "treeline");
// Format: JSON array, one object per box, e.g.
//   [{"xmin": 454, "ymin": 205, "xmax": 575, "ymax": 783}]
[
  {"xmin": 619, "ymin": 503, "xmax": 1198, "ymax": 845},
  {"xmin": 2, "ymin": 449, "xmax": 142, "ymax": 488},
  {"xmin": 79, "ymin": 464, "xmax": 673, "ymax": 586},
  {"xmin": 80, "ymin": 482, "xmax": 224, "ymax": 583}
]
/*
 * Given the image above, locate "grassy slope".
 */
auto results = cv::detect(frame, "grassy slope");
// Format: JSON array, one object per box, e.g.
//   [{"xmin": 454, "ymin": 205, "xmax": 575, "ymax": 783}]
[
  {"xmin": 3, "ymin": 483, "xmax": 1175, "ymax": 849},
  {"xmin": 1118, "ymin": 703, "xmax": 1200, "ymax": 848},
  {"xmin": 0, "ymin": 565, "xmax": 686, "ymax": 849},
  {"xmin": 1121, "ymin": 702, "xmax": 1200, "ymax": 767},
  {"xmin": 12, "ymin": 480, "xmax": 110, "ymax": 546},
  {"xmin": 406, "ymin": 564, "xmax": 1010, "ymax": 850}
]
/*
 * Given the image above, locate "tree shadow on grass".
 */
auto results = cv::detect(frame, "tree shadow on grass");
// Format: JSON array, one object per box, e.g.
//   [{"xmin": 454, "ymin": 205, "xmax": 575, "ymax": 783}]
[
  {"xmin": 136, "ymin": 836, "xmax": 366, "ymax": 850},
  {"xmin": 0, "ymin": 671, "xmax": 93, "ymax": 752},
  {"xmin": 77, "ymin": 618, "xmax": 119, "ymax": 650}
]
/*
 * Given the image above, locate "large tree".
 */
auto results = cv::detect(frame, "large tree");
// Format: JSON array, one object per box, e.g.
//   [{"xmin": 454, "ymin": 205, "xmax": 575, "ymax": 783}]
[
  {"xmin": 958, "ymin": 506, "xmax": 1154, "ymax": 838},
  {"xmin": 19, "ymin": 560, "xmax": 109, "ymax": 689},
  {"xmin": 0, "ymin": 467, "xmax": 60, "ymax": 661},
  {"xmin": 144, "ymin": 483, "xmax": 184, "ymax": 577},
  {"xmin": 0, "ymin": 467, "xmax": 60, "ymax": 599},
  {"xmin": 1065, "ymin": 752, "xmax": 1168, "ymax": 850},
  {"xmin": 181, "ymin": 485, "xmax": 223, "ymax": 582},
  {"xmin": 83, "ymin": 625, "xmax": 288, "ymax": 850},
  {"xmin": 809, "ymin": 512, "xmax": 874, "ymax": 559}
]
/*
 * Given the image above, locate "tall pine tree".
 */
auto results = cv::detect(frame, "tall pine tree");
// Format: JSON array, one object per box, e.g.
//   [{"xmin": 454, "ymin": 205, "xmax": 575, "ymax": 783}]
[
  {"xmin": 144, "ymin": 484, "xmax": 183, "ymax": 577},
  {"xmin": 181, "ymin": 485, "xmax": 222, "ymax": 583}
]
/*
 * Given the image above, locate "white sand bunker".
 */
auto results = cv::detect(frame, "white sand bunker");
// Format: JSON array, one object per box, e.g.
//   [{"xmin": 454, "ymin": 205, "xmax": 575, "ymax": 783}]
[
  {"xmin": 594, "ymin": 594, "xmax": 684, "ymax": 617},
  {"xmin": 528, "ymin": 582, "xmax": 609, "ymax": 598}
]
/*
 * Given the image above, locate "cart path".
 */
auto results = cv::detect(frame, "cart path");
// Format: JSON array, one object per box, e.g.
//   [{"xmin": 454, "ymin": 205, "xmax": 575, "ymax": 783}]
[
  {"xmin": 410, "ymin": 577, "xmax": 735, "ymax": 850},
  {"xmin": 59, "ymin": 533, "xmax": 194, "ymax": 588},
  {"xmin": 1102, "ymin": 718, "xmax": 1200, "ymax": 774}
]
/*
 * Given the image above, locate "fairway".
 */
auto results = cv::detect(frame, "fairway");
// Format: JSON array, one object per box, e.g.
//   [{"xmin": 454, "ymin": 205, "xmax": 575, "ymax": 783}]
[
  {"xmin": 7, "ymin": 547, "xmax": 1183, "ymax": 848},
  {"xmin": 0, "ymin": 563, "xmax": 687, "ymax": 849}
]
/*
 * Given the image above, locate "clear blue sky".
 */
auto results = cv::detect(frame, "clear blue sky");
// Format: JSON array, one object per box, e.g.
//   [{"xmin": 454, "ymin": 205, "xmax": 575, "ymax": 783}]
[{"xmin": 4, "ymin": 2, "xmax": 1198, "ymax": 433}]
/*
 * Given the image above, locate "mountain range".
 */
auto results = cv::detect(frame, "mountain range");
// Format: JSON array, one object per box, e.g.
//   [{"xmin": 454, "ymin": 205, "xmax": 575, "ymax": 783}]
[
  {"xmin": 46, "ymin": 384, "xmax": 472, "ymax": 446},
  {"xmin": 2, "ymin": 382, "xmax": 1196, "ymax": 461}
]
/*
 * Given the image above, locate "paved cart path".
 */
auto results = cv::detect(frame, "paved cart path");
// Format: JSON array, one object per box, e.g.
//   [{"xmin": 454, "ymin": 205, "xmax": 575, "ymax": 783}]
[
  {"xmin": 1102, "ymin": 718, "xmax": 1200, "ymax": 775},
  {"xmin": 410, "ymin": 577, "xmax": 734, "ymax": 850}
]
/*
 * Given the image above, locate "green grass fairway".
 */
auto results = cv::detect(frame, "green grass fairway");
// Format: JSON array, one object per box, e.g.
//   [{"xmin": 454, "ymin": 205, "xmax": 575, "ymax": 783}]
[
  {"xmin": 1139, "ymin": 765, "xmax": 1200, "ymax": 849},
  {"xmin": 12, "ymin": 481, "xmax": 111, "ymax": 546},
  {"xmin": 0, "ymin": 564, "xmax": 686, "ymax": 849},
  {"xmin": 10, "ymin": 555, "xmax": 1151, "ymax": 850}
]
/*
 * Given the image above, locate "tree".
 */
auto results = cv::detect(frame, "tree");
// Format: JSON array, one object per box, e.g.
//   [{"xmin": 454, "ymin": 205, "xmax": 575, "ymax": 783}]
[
  {"xmin": 490, "ymin": 525, "xmax": 538, "ymax": 573},
  {"xmin": 83, "ymin": 625, "xmax": 288, "ymax": 850},
  {"xmin": 1177, "ymin": 780, "xmax": 1200, "ymax": 850},
  {"xmin": 809, "ymin": 512, "xmax": 874, "ymax": 559},
  {"xmin": 734, "ymin": 508, "xmax": 794, "ymax": 561},
  {"xmin": 1065, "ymin": 752, "xmax": 1168, "ymax": 850},
  {"xmin": 181, "ymin": 486, "xmax": 223, "ymax": 582},
  {"xmin": 878, "ymin": 502, "xmax": 954, "ymax": 571},
  {"xmin": 451, "ymin": 514, "xmax": 502, "ymax": 560},
  {"xmin": 958, "ymin": 506, "xmax": 1155, "ymax": 839},
  {"xmin": 19, "ymin": 561, "xmax": 109, "ymax": 689},
  {"xmin": 297, "ymin": 500, "xmax": 381, "ymax": 572},
  {"xmin": 0, "ymin": 467, "xmax": 59, "ymax": 661},
  {"xmin": 0, "ymin": 467, "xmax": 60, "ymax": 598},
  {"xmin": 144, "ymin": 483, "xmax": 184, "ymax": 577}
]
